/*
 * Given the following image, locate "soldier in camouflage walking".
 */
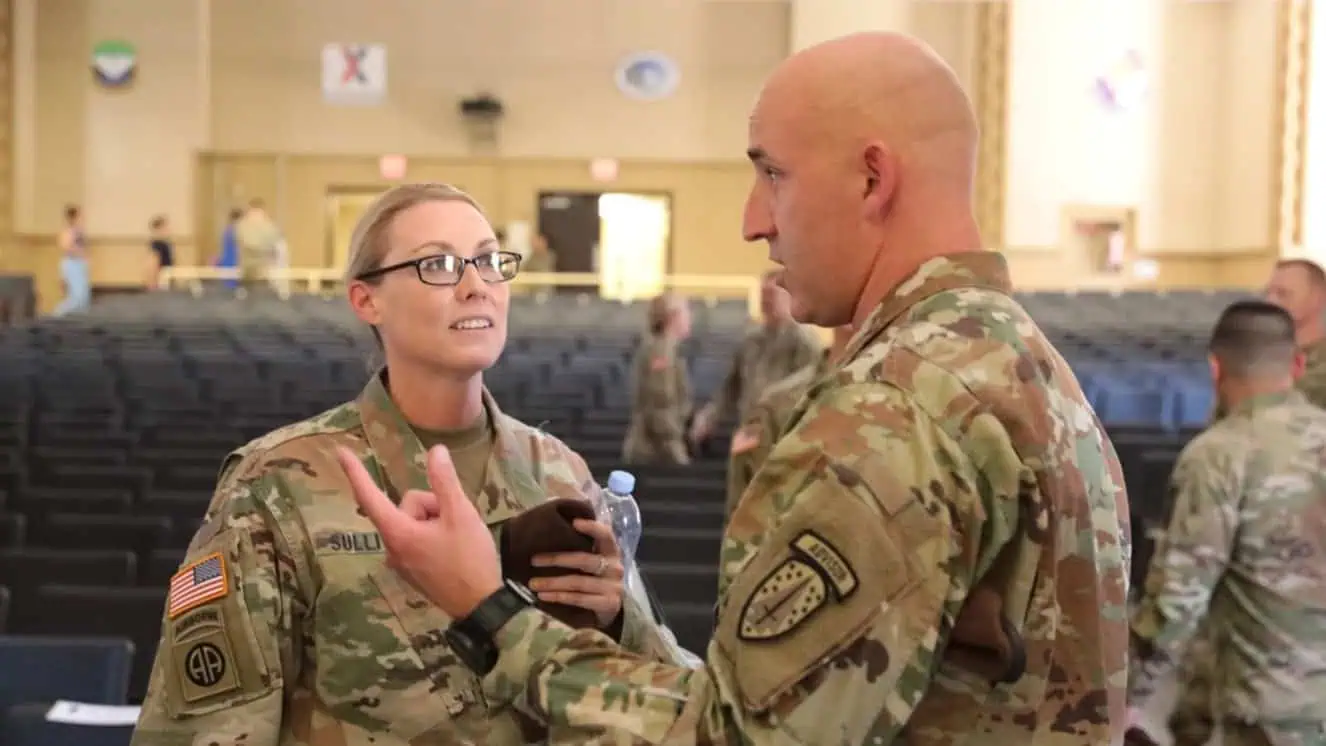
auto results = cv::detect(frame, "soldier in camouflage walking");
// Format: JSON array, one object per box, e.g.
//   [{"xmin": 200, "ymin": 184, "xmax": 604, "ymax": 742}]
[
  {"xmin": 130, "ymin": 184, "xmax": 688, "ymax": 746},
  {"xmin": 687, "ymin": 269, "xmax": 822, "ymax": 447},
  {"xmin": 1169, "ymin": 259, "xmax": 1326, "ymax": 743},
  {"xmin": 623, "ymin": 292, "xmax": 694, "ymax": 465},
  {"xmin": 343, "ymin": 32, "xmax": 1131, "ymax": 746},
  {"xmin": 724, "ymin": 324, "xmax": 852, "ymax": 518},
  {"xmin": 1130, "ymin": 299, "xmax": 1326, "ymax": 746}
]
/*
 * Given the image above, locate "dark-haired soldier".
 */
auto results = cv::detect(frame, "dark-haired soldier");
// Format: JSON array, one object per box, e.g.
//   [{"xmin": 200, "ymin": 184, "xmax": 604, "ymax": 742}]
[{"xmin": 1130, "ymin": 300, "xmax": 1326, "ymax": 746}]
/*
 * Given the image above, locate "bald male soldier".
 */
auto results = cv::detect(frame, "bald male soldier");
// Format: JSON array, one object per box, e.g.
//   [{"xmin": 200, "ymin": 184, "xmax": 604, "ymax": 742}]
[
  {"xmin": 340, "ymin": 31, "xmax": 1130, "ymax": 745},
  {"xmin": 725, "ymin": 324, "xmax": 852, "ymax": 518},
  {"xmin": 688, "ymin": 270, "xmax": 821, "ymax": 445},
  {"xmin": 1129, "ymin": 300, "xmax": 1326, "ymax": 746},
  {"xmin": 1265, "ymin": 258, "xmax": 1326, "ymax": 407}
]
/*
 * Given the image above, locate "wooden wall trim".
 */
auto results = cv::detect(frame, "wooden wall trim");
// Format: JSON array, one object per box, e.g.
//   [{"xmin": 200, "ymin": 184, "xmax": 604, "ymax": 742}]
[{"xmin": 972, "ymin": 0, "xmax": 1010, "ymax": 249}]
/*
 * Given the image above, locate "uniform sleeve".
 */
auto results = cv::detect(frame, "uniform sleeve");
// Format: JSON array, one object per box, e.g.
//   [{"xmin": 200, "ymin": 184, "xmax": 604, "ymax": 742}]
[
  {"xmin": 480, "ymin": 383, "xmax": 988, "ymax": 745},
  {"xmin": 130, "ymin": 464, "xmax": 308, "ymax": 746},
  {"xmin": 706, "ymin": 338, "xmax": 749, "ymax": 423},
  {"xmin": 1127, "ymin": 441, "xmax": 1241, "ymax": 704},
  {"xmin": 724, "ymin": 406, "xmax": 776, "ymax": 519}
]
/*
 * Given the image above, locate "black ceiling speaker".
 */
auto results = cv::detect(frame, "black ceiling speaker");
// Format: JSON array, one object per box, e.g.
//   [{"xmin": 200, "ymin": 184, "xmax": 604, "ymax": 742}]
[{"xmin": 459, "ymin": 93, "xmax": 504, "ymax": 119}]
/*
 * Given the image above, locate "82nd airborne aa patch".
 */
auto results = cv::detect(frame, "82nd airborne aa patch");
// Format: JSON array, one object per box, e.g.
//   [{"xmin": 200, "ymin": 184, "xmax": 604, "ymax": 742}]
[{"xmin": 738, "ymin": 530, "xmax": 859, "ymax": 641}]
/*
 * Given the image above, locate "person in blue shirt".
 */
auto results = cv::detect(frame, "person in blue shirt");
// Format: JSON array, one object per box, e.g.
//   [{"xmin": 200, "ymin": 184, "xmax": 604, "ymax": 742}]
[{"xmin": 215, "ymin": 208, "xmax": 242, "ymax": 289}]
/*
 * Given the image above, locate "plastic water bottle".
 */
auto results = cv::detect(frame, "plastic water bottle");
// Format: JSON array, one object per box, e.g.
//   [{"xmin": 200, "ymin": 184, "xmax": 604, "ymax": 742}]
[
  {"xmin": 600, "ymin": 470, "xmax": 643, "ymax": 589},
  {"xmin": 597, "ymin": 470, "xmax": 704, "ymax": 669}
]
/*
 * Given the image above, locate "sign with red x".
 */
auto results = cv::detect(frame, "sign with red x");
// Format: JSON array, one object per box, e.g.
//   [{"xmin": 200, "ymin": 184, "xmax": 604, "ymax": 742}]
[{"xmin": 321, "ymin": 43, "xmax": 387, "ymax": 106}]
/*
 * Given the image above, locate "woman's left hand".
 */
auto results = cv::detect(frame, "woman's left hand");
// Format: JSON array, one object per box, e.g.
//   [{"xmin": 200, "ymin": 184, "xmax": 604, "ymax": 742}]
[{"xmin": 530, "ymin": 518, "xmax": 624, "ymax": 627}]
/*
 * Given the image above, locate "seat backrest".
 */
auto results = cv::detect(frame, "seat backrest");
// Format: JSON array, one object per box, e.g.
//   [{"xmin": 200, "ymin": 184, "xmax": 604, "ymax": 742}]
[{"xmin": 0, "ymin": 636, "xmax": 135, "ymax": 707}]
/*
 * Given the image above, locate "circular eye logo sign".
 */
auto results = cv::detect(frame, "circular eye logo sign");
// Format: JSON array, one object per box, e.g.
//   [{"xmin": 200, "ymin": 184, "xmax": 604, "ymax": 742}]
[
  {"xmin": 92, "ymin": 40, "xmax": 137, "ymax": 88},
  {"xmin": 615, "ymin": 52, "xmax": 680, "ymax": 101}
]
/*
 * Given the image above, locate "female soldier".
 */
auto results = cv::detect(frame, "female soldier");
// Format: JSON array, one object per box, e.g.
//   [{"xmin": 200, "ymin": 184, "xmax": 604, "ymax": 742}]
[
  {"xmin": 622, "ymin": 292, "xmax": 693, "ymax": 465},
  {"xmin": 131, "ymin": 183, "xmax": 685, "ymax": 745}
]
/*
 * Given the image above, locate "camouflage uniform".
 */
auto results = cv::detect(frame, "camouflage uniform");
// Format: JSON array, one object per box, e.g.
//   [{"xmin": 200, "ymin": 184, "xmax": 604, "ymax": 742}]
[
  {"xmin": 1297, "ymin": 338, "xmax": 1326, "ymax": 408},
  {"xmin": 130, "ymin": 374, "xmax": 687, "ymax": 746},
  {"xmin": 1130, "ymin": 389, "xmax": 1326, "ymax": 746},
  {"xmin": 474, "ymin": 252, "xmax": 1132, "ymax": 744},
  {"xmin": 702, "ymin": 319, "xmax": 822, "ymax": 428},
  {"xmin": 725, "ymin": 349, "xmax": 830, "ymax": 518},
  {"xmin": 623, "ymin": 333, "xmax": 692, "ymax": 465}
]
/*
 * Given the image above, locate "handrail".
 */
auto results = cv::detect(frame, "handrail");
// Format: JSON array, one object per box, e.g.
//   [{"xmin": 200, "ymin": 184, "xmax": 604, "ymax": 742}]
[{"xmin": 158, "ymin": 267, "xmax": 764, "ymax": 317}]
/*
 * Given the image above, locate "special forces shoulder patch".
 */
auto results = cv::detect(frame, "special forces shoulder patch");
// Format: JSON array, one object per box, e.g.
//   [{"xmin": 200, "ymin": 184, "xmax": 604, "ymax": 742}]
[{"xmin": 738, "ymin": 530, "xmax": 859, "ymax": 641}]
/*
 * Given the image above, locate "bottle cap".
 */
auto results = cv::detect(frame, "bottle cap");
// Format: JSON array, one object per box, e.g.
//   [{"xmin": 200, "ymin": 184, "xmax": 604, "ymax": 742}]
[{"xmin": 606, "ymin": 470, "xmax": 636, "ymax": 495}]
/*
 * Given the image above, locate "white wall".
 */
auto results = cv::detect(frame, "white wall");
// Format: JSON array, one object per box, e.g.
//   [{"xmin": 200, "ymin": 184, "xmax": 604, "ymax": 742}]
[{"xmin": 1005, "ymin": 0, "xmax": 1276, "ymax": 252}]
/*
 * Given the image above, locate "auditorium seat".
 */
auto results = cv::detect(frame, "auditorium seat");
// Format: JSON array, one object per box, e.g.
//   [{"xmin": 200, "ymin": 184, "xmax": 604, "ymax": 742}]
[
  {"xmin": 0, "ymin": 550, "xmax": 138, "ymax": 630},
  {"xmin": 14, "ymin": 488, "xmax": 134, "ymax": 517},
  {"xmin": 0, "ymin": 636, "xmax": 135, "ymax": 706},
  {"xmin": 0, "ymin": 514, "xmax": 25, "ymax": 548},
  {"xmin": 27, "ymin": 514, "xmax": 172, "ymax": 557},
  {"xmin": 24, "ymin": 586, "xmax": 166, "ymax": 702},
  {"xmin": 0, "ymin": 288, "xmax": 1247, "ymax": 690}
]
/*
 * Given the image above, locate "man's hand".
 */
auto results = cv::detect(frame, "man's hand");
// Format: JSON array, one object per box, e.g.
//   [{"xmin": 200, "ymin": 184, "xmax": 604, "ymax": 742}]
[{"xmin": 336, "ymin": 445, "xmax": 503, "ymax": 619}]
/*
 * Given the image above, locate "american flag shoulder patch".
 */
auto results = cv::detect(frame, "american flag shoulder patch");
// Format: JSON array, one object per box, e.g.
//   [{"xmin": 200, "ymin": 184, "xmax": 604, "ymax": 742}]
[{"xmin": 167, "ymin": 552, "xmax": 230, "ymax": 619}]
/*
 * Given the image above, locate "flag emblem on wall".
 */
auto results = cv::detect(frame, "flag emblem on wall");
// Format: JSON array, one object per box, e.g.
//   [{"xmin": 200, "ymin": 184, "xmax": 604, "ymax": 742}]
[
  {"xmin": 322, "ymin": 43, "xmax": 388, "ymax": 106},
  {"xmin": 92, "ymin": 40, "xmax": 137, "ymax": 88}
]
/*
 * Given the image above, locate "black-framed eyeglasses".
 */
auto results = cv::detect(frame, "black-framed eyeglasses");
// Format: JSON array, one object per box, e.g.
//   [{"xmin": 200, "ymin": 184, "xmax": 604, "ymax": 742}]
[{"xmin": 356, "ymin": 251, "xmax": 522, "ymax": 287}]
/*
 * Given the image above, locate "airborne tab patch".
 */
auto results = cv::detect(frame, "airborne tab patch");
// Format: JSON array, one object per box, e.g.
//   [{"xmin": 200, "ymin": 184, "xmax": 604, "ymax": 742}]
[{"xmin": 738, "ymin": 530, "xmax": 858, "ymax": 642}]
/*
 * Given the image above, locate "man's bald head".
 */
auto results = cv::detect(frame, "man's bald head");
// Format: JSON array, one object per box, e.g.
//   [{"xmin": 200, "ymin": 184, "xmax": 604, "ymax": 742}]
[
  {"xmin": 742, "ymin": 32, "xmax": 983, "ymax": 328},
  {"xmin": 1265, "ymin": 258, "xmax": 1326, "ymax": 330},
  {"xmin": 764, "ymin": 32, "xmax": 978, "ymax": 177}
]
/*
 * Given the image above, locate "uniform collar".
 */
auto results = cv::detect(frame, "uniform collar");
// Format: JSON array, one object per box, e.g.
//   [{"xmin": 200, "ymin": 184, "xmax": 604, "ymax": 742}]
[
  {"xmin": 355, "ymin": 370, "xmax": 547, "ymax": 525},
  {"xmin": 839, "ymin": 251, "xmax": 1012, "ymax": 364},
  {"xmin": 1226, "ymin": 388, "xmax": 1302, "ymax": 418}
]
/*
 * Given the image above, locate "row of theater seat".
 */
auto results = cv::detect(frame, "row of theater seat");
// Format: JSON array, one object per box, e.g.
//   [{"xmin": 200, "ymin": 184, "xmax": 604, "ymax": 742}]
[{"xmin": 0, "ymin": 289, "xmax": 1222, "ymax": 745}]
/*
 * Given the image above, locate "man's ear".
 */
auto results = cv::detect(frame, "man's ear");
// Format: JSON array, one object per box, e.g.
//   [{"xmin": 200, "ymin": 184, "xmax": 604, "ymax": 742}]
[{"xmin": 861, "ymin": 142, "xmax": 897, "ymax": 220}]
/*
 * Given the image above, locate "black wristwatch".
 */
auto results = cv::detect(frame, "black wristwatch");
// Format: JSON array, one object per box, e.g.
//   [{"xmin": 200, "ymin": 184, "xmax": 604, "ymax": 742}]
[{"xmin": 444, "ymin": 579, "xmax": 537, "ymax": 675}]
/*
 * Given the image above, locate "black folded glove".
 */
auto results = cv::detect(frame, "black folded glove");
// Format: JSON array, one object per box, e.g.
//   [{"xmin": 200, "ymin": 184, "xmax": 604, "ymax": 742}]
[{"xmin": 500, "ymin": 498, "xmax": 600, "ymax": 629}]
